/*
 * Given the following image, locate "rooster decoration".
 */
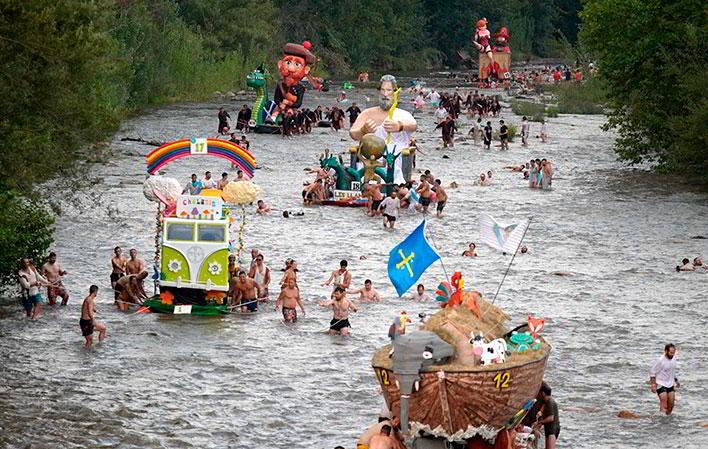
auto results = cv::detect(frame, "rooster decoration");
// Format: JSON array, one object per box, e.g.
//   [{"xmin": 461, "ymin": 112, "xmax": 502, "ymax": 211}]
[{"xmin": 435, "ymin": 272, "xmax": 481, "ymax": 318}]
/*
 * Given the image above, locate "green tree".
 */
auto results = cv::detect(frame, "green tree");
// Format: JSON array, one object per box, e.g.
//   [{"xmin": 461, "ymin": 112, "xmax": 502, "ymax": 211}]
[{"xmin": 581, "ymin": 0, "xmax": 708, "ymax": 178}]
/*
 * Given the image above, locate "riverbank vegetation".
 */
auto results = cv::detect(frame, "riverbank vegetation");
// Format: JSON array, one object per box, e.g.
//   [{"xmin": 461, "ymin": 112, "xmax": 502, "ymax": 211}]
[
  {"xmin": 545, "ymin": 78, "xmax": 606, "ymax": 114},
  {"xmin": 581, "ymin": 0, "xmax": 707, "ymax": 181}
]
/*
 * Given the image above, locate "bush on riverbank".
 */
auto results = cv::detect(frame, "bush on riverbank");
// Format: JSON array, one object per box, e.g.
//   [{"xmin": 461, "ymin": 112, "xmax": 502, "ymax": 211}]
[
  {"xmin": 0, "ymin": 194, "xmax": 54, "ymax": 286},
  {"xmin": 545, "ymin": 78, "xmax": 606, "ymax": 114},
  {"xmin": 511, "ymin": 101, "xmax": 546, "ymax": 122}
]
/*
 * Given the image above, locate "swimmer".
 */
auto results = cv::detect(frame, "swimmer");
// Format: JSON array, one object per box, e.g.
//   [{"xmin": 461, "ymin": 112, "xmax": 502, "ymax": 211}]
[
  {"xmin": 693, "ymin": 257, "xmax": 707, "ymax": 271},
  {"xmin": 282, "ymin": 210, "xmax": 304, "ymax": 218},
  {"xmin": 324, "ymin": 259, "xmax": 352, "ymax": 291},
  {"xmin": 347, "ymin": 279, "xmax": 382, "ymax": 302},
  {"xmin": 319, "ymin": 287, "xmax": 357, "ymax": 336},
  {"xmin": 477, "ymin": 173, "xmax": 491, "ymax": 186},
  {"xmin": 126, "ymin": 248, "xmax": 146, "ymax": 275},
  {"xmin": 80, "ymin": 285, "xmax": 106, "ymax": 348},
  {"xmin": 520, "ymin": 245, "xmax": 528, "ymax": 254},
  {"xmin": 462, "ymin": 243, "xmax": 478, "ymax": 257},
  {"xmin": 256, "ymin": 199, "xmax": 271, "ymax": 215},
  {"xmin": 43, "ymin": 251, "xmax": 68, "ymax": 306},
  {"xmin": 504, "ymin": 164, "xmax": 525, "ymax": 172},
  {"xmin": 676, "ymin": 258, "xmax": 694, "ymax": 272},
  {"xmin": 275, "ymin": 277, "xmax": 305, "ymax": 322},
  {"xmin": 410, "ymin": 284, "xmax": 431, "ymax": 301}
]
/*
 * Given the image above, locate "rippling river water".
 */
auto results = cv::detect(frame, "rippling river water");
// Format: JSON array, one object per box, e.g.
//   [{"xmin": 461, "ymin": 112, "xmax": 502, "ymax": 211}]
[{"xmin": 1, "ymin": 82, "xmax": 706, "ymax": 449}]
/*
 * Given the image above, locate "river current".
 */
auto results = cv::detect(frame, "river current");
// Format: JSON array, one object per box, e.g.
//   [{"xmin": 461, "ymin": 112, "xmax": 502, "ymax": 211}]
[{"xmin": 1, "ymin": 82, "xmax": 706, "ymax": 449}]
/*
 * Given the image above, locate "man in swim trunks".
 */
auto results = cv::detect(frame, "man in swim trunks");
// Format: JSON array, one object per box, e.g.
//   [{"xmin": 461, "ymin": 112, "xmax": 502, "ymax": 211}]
[
  {"xmin": 434, "ymin": 179, "xmax": 447, "ymax": 218},
  {"xmin": 532, "ymin": 383, "xmax": 560, "ymax": 449},
  {"xmin": 80, "ymin": 285, "xmax": 106, "ymax": 348},
  {"xmin": 126, "ymin": 248, "xmax": 146, "ymax": 275},
  {"xmin": 650, "ymin": 343, "xmax": 680, "ymax": 415},
  {"xmin": 275, "ymin": 277, "xmax": 305, "ymax": 322},
  {"xmin": 378, "ymin": 189, "xmax": 400, "ymax": 229},
  {"xmin": 347, "ymin": 279, "xmax": 381, "ymax": 302},
  {"xmin": 368, "ymin": 182, "xmax": 384, "ymax": 217},
  {"xmin": 232, "ymin": 270, "xmax": 259, "ymax": 313},
  {"xmin": 415, "ymin": 175, "xmax": 432, "ymax": 213},
  {"xmin": 110, "ymin": 246, "xmax": 127, "ymax": 305},
  {"xmin": 319, "ymin": 286, "xmax": 358, "ymax": 336},
  {"xmin": 323, "ymin": 260, "xmax": 352, "ymax": 292},
  {"xmin": 43, "ymin": 251, "xmax": 69, "ymax": 306}
]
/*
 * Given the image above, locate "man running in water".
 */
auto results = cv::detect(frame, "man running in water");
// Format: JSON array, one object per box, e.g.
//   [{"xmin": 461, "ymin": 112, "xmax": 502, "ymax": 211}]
[
  {"xmin": 232, "ymin": 271, "xmax": 259, "ymax": 313},
  {"xmin": 126, "ymin": 249, "xmax": 146, "ymax": 275},
  {"xmin": 80, "ymin": 285, "xmax": 106, "ymax": 348},
  {"xmin": 110, "ymin": 246, "xmax": 127, "ymax": 305},
  {"xmin": 319, "ymin": 286, "xmax": 358, "ymax": 336},
  {"xmin": 347, "ymin": 279, "xmax": 381, "ymax": 302},
  {"xmin": 323, "ymin": 259, "xmax": 352, "ymax": 292},
  {"xmin": 650, "ymin": 343, "xmax": 680, "ymax": 415},
  {"xmin": 43, "ymin": 251, "xmax": 68, "ymax": 306},
  {"xmin": 275, "ymin": 277, "xmax": 305, "ymax": 323}
]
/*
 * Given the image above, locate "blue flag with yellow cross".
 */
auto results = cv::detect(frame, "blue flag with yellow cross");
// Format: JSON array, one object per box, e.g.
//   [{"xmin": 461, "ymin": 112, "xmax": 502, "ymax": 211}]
[{"xmin": 387, "ymin": 220, "xmax": 441, "ymax": 296}]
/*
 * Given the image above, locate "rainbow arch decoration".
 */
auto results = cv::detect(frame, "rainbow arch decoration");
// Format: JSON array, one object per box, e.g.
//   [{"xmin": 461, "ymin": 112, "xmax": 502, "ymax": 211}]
[{"xmin": 146, "ymin": 138, "xmax": 256, "ymax": 178}]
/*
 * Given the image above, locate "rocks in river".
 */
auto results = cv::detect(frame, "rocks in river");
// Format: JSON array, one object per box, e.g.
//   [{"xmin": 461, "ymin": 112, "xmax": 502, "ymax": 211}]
[
  {"xmin": 214, "ymin": 91, "xmax": 224, "ymax": 99},
  {"xmin": 226, "ymin": 91, "xmax": 236, "ymax": 100}
]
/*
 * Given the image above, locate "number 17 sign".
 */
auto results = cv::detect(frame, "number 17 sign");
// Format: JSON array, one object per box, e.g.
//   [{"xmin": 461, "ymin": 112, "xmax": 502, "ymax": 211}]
[{"xmin": 190, "ymin": 138, "xmax": 208, "ymax": 155}]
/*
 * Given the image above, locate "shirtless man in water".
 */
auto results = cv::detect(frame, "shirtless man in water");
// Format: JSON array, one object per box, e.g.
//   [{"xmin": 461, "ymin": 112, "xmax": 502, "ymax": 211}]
[
  {"xmin": 43, "ymin": 251, "xmax": 68, "ymax": 306},
  {"xmin": 115, "ymin": 271, "xmax": 148, "ymax": 311},
  {"xmin": 319, "ymin": 287, "xmax": 358, "ymax": 336},
  {"xmin": 415, "ymin": 175, "xmax": 432, "ymax": 213},
  {"xmin": 232, "ymin": 271, "xmax": 259, "ymax": 313},
  {"xmin": 348, "ymin": 279, "xmax": 381, "ymax": 302},
  {"xmin": 126, "ymin": 248, "xmax": 146, "ymax": 275},
  {"xmin": 358, "ymin": 417, "xmax": 405, "ymax": 449},
  {"xmin": 80, "ymin": 285, "xmax": 106, "ymax": 348},
  {"xmin": 110, "ymin": 246, "xmax": 127, "ymax": 304},
  {"xmin": 275, "ymin": 278, "xmax": 305, "ymax": 322}
]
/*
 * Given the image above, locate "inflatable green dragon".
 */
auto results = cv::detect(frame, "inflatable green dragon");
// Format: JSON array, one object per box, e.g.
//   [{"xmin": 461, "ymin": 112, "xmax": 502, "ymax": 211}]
[{"xmin": 246, "ymin": 65, "xmax": 270, "ymax": 126}]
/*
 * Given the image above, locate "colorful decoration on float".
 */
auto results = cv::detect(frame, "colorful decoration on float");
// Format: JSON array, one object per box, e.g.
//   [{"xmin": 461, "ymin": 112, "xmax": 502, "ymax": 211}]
[
  {"xmin": 527, "ymin": 315, "xmax": 545, "ymax": 338},
  {"xmin": 508, "ymin": 331, "xmax": 541, "ymax": 353},
  {"xmin": 145, "ymin": 138, "xmax": 256, "ymax": 178},
  {"xmin": 176, "ymin": 195, "xmax": 224, "ymax": 220}
]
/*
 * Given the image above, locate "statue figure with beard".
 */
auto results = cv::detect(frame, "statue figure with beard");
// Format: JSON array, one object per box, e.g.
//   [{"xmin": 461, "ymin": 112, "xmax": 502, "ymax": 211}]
[{"xmin": 350, "ymin": 75, "xmax": 417, "ymax": 184}]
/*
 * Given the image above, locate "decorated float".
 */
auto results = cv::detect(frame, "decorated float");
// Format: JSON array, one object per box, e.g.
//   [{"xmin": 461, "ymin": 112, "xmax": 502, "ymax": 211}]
[
  {"xmin": 140, "ymin": 138, "xmax": 258, "ymax": 316},
  {"xmin": 370, "ymin": 220, "xmax": 549, "ymax": 448},
  {"xmin": 473, "ymin": 18, "xmax": 512, "ymax": 82},
  {"xmin": 308, "ymin": 87, "xmax": 417, "ymax": 207},
  {"xmin": 248, "ymin": 40, "xmax": 323, "ymax": 134}
]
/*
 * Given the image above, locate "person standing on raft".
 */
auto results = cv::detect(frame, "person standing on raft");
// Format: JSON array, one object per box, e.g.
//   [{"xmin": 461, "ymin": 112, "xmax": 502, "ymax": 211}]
[
  {"xmin": 650, "ymin": 343, "xmax": 680, "ymax": 415},
  {"xmin": 349, "ymin": 75, "xmax": 417, "ymax": 185}
]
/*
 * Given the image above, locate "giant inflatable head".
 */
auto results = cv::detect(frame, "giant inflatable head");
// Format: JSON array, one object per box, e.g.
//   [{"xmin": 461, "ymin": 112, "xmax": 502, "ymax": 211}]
[{"xmin": 278, "ymin": 41, "xmax": 317, "ymax": 87}]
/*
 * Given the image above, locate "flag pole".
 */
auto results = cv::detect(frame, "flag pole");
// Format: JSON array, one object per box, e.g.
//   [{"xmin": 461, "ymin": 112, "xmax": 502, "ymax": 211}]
[
  {"xmin": 491, "ymin": 216, "xmax": 533, "ymax": 305},
  {"xmin": 424, "ymin": 220, "xmax": 451, "ymax": 284}
]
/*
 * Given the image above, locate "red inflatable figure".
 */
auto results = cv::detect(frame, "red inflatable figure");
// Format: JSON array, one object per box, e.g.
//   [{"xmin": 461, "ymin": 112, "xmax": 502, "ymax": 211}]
[
  {"xmin": 267, "ymin": 41, "xmax": 322, "ymax": 123},
  {"xmin": 493, "ymin": 26, "xmax": 510, "ymax": 53}
]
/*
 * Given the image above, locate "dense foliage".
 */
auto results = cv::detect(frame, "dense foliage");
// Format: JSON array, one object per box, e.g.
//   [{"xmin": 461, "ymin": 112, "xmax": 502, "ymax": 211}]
[{"xmin": 581, "ymin": 0, "xmax": 708, "ymax": 179}]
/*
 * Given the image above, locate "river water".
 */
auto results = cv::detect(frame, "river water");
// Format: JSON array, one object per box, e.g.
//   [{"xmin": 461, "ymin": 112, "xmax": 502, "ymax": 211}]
[{"xmin": 1, "ymin": 82, "xmax": 706, "ymax": 449}]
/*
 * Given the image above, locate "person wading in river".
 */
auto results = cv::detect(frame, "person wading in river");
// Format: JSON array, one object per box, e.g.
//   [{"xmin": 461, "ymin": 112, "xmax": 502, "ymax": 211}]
[
  {"xmin": 319, "ymin": 287, "xmax": 357, "ymax": 336},
  {"xmin": 275, "ymin": 277, "xmax": 305, "ymax": 323},
  {"xmin": 532, "ymin": 383, "xmax": 560, "ymax": 449},
  {"xmin": 126, "ymin": 249, "xmax": 146, "ymax": 275},
  {"xmin": 347, "ymin": 279, "xmax": 382, "ymax": 302},
  {"xmin": 43, "ymin": 252, "xmax": 69, "ymax": 306},
  {"xmin": 110, "ymin": 246, "xmax": 127, "ymax": 306},
  {"xmin": 80, "ymin": 285, "xmax": 107, "ymax": 348},
  {"xmin": 649, "ymin": 343, "xmax": 680, "ymax": 415},
  {"xmin": 323, "ymin": 259, "xmax": 352, "ymax": 293}
]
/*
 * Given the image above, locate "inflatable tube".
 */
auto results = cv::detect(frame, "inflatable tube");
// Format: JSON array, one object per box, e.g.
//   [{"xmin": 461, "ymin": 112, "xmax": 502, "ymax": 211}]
[{"xmin": 317, "ymin": 120, "xmax": 332, "ymax": 128}]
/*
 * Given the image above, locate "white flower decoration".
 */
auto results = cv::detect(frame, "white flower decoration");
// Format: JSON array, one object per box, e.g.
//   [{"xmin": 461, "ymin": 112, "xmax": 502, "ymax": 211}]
[
  {"xmin": 207, "ymin": 261, "xmax": 222, "ymax": 275},
  {"xmin": 168, "ymin": 259, "xmax": 182, "ymax": 273}
]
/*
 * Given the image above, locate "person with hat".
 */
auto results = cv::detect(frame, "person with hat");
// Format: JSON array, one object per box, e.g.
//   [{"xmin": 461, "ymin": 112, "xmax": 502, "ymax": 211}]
[{"xmin": 266, "ymin": 41, "xmax": 320, "ymax": 123}]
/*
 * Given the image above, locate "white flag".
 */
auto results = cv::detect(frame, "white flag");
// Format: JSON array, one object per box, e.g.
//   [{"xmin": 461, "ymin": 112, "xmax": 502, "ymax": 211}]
[{"xmin": 479, "ymin": 213, "xmax": 530, "ymax": 254}]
